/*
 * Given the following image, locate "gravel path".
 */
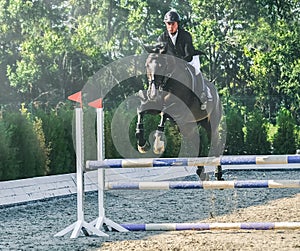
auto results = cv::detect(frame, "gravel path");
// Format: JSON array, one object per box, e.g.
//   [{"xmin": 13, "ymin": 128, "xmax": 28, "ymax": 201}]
[
  {"xmin": 0, "ymin": 170, "xmax": 299, "ymax": 251},
  {"xmin": 99, "ymin": 194, "xmax": 300, "ymax": 251}
]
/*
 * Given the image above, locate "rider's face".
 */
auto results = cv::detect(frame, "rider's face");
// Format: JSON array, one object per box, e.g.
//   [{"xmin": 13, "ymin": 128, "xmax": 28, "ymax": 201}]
[{"xmin": 165, "ymin": 21, "xmax": 178, "ymax": 34}]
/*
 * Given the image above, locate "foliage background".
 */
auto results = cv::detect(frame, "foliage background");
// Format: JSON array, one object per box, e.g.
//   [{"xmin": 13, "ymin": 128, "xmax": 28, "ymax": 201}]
[{"xmin": 0, "ymin": 0, "xmax": 299, "ymax": 181}]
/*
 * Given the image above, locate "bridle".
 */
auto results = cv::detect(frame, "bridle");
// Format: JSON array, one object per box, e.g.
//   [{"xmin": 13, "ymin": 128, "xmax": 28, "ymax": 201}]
[{"xmin": 146, "ymin": 54, "xmax": 175, "ymax": 100}]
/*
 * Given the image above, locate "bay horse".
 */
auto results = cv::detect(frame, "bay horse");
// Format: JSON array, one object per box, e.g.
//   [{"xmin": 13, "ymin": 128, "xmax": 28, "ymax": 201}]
[{"xmin": 135, "ymin": 43, "xmax": 225, "ymax": 180}]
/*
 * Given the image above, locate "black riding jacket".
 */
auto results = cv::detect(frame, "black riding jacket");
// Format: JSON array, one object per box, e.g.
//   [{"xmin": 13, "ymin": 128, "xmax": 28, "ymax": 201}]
[{"xmin": 158, "ymin": 28, "xmax": 195, "ymax": 62}]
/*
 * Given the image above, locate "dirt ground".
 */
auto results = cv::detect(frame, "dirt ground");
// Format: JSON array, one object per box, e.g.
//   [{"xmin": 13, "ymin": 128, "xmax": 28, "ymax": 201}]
[{"xmin": 98, "ymin": 193, "xmax": 300, "ymax": 251}]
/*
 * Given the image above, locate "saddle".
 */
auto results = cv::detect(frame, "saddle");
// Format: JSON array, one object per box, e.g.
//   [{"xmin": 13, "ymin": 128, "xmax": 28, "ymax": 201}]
[{"xmin": 185, "ymin": 63, "xmax": 212, "ymax": 110}]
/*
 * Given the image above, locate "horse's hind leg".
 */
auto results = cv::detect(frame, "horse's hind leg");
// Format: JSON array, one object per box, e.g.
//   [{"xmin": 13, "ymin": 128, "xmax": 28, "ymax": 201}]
[
  {"xmin": 135, "ymin": 111, "xmax": 150, "ymax": 153},
  {"xmin": 196, "ymin": 166, "xmax": 209, "ymax": 181},
  {"xmin": 214, "ymin": 165, "xmax": 223, "ymax": 180},
  {"xmin": 208, "ymin": 128, "xmax": 223, "ymax": 180},
  {"xmin": 199, "ymin": 115, "xmax": 224, "ymax": 181},
  {"xmin": 195, "ymin": 131, "xmax": 209, "ymax": 181},
  {"xmin": 153, "ymin": 112, "xmax": 167, "ymax": 155},
  {"xmin": 209, "ymin": 114, "xmax": 224, "ymax": 181}
]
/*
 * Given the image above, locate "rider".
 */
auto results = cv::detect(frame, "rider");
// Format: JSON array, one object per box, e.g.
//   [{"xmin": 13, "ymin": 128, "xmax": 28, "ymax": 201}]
[
  {"xmin": 158, "ymin": 10, "xmax": 195, "ymax": 63},
  {"xmin": 157, "ymin": 10, "xmax": 210, "ymax": 109}
]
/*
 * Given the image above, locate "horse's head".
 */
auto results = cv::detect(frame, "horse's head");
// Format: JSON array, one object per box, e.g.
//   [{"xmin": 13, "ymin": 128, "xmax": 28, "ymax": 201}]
[{"xmin": 144, "ymin": 43, "xmax": 175, "ymax": 101}]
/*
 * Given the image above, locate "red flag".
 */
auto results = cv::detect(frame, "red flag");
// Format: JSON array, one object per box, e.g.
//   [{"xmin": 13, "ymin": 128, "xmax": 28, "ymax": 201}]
[
  {"xmin": 68, "ymin": 91, "xmax": 82, "ymax": 104},
  {"xmin": 88, "ymin": 98, "xmax": 103, "ymax": 108}
]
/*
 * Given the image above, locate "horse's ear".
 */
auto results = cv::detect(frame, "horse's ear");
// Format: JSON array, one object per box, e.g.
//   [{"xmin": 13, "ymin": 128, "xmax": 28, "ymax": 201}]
[
  {"xmin": 143, "ymin": 42, "xmax": 167, "ymax": 53},
  {"xmin": 143, "ymin": 44, "xmax": 158, "ymax": 53},
  {"xmin": 159, "ymin": 43, "xmax": 168, "ymax": 54}
]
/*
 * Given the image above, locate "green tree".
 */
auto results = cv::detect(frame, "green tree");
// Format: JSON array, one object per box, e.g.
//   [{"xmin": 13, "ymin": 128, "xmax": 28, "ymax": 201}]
[
  {"xmin": 33, "ymin": 117, "xmax": 51, "ymax": 175},
  {"xmin": 190, "ymin": 0, "xmax": 299, "ymax": 125},
  {"xmin": 272, "ymin": 107, "xmax": 296, "ymax": 154},
  {"xmin": 0, "ymin": 116, "xmax": 17, "ymax": 181},
  {"xmin": 243, "ymin": 18, "xmax": 300, "ymax": 121},
  {"xmin": 223, "ymin": 102, "xmax": 245, "ymax": 154},
  {"xmin": 105, "ymin": 109, "xmax": 122, "ymax": 159},
  {"xmin": 163, "ymin": 122, "xmax": 182, "ymax": 157},
  {"xmin": 4, "ymin": 109, "xmax": 49, "ymax": 179},
  {"xmin": 244, "ymin": 108, "xmax": 271, "ymax": 154},
  {"xmin": 36, "ymin": 105, "xmax": 75, "ymax": 175}
]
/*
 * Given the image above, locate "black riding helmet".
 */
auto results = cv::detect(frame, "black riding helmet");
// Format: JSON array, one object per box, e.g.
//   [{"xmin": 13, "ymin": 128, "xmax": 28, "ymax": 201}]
[{"xmin": 164, "ymin": 10, "xmax": 181, "ymax": 23}]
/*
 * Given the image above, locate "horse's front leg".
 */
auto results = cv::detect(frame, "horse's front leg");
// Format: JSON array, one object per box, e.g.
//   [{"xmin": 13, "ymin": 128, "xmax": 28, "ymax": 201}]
[
  {"xmin": 153, "ymin": 112, "xmax": 167, "ymax": 155},
  {"xmin": 135, "ymin": 111, "xmax": 150, "ymax": 153}
]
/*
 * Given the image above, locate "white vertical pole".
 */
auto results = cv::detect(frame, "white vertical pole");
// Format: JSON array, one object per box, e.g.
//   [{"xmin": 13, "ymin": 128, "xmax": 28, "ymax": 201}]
[
  {"xmin": 76, "ymin": 107, "xmax": 85, "ymax": 223},
  {"xmin": 96, "ymin": 107, "xmax": 105, "ymax": 229},
  {"xmin": 91, "ymin": 101, "xmax": 128, "ymax": 232}
]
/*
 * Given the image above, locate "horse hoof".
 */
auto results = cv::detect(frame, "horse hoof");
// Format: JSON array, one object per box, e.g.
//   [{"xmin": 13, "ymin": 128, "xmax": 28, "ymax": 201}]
[
  {"xmin": 153, "ymin": 136, "xmax": 165, "ymax": 154},
  {"xmin": 137, "ymin": 141, "xmax": 150, "ymax": 153},
  {"xmin": 153, "ymin": 130, "xmax": 165, "ymax": 154},
  {"xmin": 214, "ymin": 171, "xmax": 224, "ymax": 181},
  {"xmin": 153, "ymin": 138, "xmax": 165, "ymax": 154},
  {"xmin": 196, "ymin": 167, "xmax": 209, "ymax": 181},
  {"xmin": 214, "ymin": 165, "xmax": 223, "ymax": 181},
  {"xmin": 153, "ymin": 144, "xmax": 164, "ymax": 155}
]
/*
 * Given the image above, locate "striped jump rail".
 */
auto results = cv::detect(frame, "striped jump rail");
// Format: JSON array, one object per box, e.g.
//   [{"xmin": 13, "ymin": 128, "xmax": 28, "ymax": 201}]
[
  {"xmin": 105, "ymin": 180, "xmax": 300, "ymax": 190},
  {"xmin": 87, "ymin": 155, "xmax": 300, "ymax": 170},
  {"xmin": 119, "ymin": 222, "xmax": 300, "ymax": 231}
]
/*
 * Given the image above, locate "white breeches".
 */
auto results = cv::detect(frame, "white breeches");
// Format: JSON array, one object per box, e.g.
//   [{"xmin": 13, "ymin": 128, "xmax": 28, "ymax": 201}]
[{"xmin": 189, "ymin": 55, "xmax": 200, "ymax": 75}]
